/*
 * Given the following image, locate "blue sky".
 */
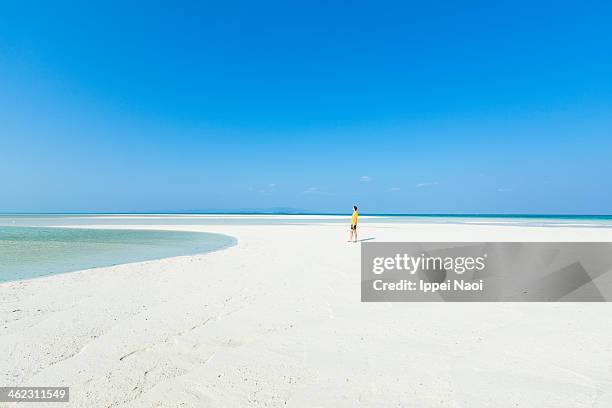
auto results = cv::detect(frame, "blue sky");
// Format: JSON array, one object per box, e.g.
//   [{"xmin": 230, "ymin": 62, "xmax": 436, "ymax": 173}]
[{"xmin": 1, "ymin": 1, "xmax": 611, "ymax": 214}]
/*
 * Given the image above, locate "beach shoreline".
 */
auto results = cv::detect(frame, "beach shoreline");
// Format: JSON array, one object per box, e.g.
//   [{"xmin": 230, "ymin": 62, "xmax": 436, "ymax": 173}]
[{"xmin": 2, "ymin": 219, "xmax": 612, "ymax": 407}]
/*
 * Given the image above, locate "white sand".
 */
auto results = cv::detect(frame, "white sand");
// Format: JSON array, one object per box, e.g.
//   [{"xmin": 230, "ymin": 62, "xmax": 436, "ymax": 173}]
[{"xmin": 2, "ymin": 220, "xmax": 612, "ymax": 407}]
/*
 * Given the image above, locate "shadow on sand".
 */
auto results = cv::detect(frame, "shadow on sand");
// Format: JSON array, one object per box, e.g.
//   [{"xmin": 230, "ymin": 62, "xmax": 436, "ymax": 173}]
[{"xmin": 353, "ymin": 237, "xmax": 375, "ymax": 242}]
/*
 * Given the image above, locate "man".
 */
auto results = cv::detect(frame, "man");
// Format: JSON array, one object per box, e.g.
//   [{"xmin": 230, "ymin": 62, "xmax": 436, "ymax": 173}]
[{"xmin": 349, "ymin": 205, "xmax": 359, "ymax": 242}]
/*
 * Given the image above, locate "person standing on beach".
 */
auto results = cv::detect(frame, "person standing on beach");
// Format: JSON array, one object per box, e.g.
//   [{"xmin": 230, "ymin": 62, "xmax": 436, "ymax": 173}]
[{"xmin": 349, "ymin": 205, "xmax": 359, "ymax": 242}]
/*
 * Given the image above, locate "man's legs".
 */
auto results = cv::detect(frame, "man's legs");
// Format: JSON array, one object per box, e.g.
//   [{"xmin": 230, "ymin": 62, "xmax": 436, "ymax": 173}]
[
  {"xmin": 348, "ymin": 227, "xmax": 354, "ymax": 242},
  {"xmin": 353, "ymin": 226, "xmax": 357, "ymax": 242}
]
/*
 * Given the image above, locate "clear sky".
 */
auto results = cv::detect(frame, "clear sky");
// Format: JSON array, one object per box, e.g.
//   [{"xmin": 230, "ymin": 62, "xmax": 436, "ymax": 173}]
[{"xmin": 1, "ymin": 1, "xmax": 611, "ymax": 214}]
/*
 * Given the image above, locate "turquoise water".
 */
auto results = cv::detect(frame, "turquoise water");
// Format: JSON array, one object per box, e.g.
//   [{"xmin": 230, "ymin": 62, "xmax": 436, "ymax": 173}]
[
  {"xmin": 2, "ymin": 214, "xmax": 612, "ymax": 228},
  {"xmin": 0, "ymin": 227, "xmax": 236, "ymax": 283}
]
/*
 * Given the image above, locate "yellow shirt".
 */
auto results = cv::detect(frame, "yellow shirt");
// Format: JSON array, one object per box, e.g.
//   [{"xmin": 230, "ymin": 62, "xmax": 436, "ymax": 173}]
[{"xmin": 351, "ymin": 211, "xmax": 358, "ymax": 225}]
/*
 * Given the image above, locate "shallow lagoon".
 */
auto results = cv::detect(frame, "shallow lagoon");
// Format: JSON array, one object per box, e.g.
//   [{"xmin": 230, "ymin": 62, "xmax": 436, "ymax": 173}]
[{"xmin": 0, "ymin": 226, "xmax": 236, "ymax": 282}]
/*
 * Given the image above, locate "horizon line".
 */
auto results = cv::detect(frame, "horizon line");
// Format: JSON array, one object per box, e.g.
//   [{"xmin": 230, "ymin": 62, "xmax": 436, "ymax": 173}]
[{"xmin": 2, "ymin": 212, "xmax": 612, "ymax": 219}]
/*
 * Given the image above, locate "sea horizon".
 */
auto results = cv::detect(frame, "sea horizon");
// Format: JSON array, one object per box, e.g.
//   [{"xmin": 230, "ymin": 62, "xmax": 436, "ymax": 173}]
[{"xmin": 2, "ymin": 212, "xmax": 612, "ymax": 219}]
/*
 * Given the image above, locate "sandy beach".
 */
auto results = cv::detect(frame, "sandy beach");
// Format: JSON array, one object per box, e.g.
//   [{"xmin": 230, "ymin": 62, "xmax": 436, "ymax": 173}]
[{"xmin": 2, "ymin": 218, "xmax": 612, "ymax": 407}]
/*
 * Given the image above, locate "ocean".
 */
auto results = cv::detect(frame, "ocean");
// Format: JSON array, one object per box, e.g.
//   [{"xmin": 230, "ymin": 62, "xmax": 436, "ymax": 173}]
[
  {"xmin": 0, "ymin": 226, "xmax": 236, "ymax": 283},
  {"xmin": 2, "ymin": 213, "xmax": 612, "ymax": 228}
]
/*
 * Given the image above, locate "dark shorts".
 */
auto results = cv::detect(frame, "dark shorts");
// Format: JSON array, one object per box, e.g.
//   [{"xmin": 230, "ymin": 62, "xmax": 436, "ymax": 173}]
[{"xmin": 350, "ymin": 224, "xmax": 357, "ymax": 230}]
